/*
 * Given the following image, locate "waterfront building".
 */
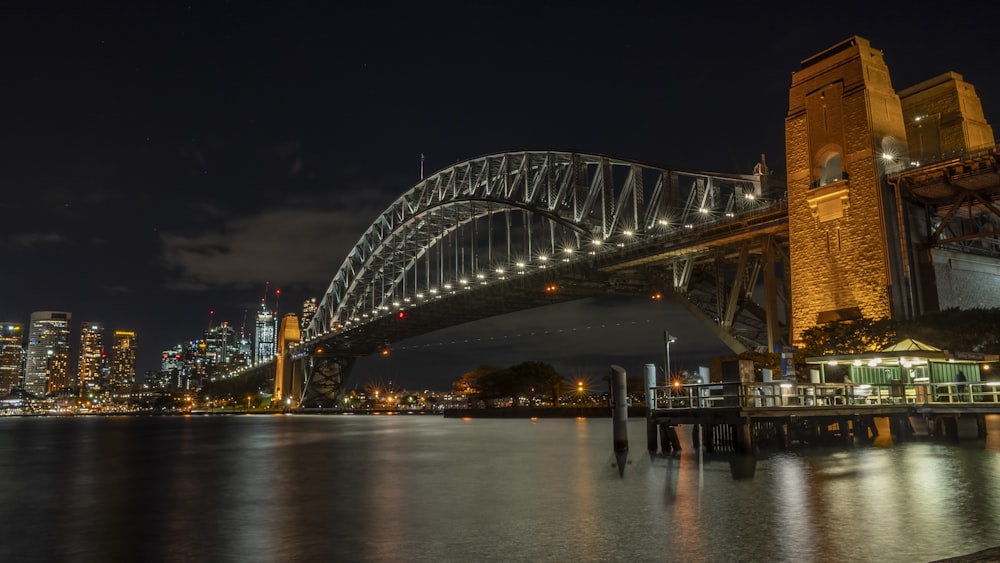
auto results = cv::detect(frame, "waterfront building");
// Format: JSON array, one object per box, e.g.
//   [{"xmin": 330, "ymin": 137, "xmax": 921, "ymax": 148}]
[
  {"xmin": 24, "ymin": 311, "xmax": 71, "ymax": 396},
  {"xmin": 109, "ymin": 330, "xmax": 137, "ymax": 395},
  {"xmin": 78, "ymin": 323, "xmax": 104, "ymax": 396},
  {"xmin": 0, "ymin": 324, "xmax": 24, "ymax": 395}
]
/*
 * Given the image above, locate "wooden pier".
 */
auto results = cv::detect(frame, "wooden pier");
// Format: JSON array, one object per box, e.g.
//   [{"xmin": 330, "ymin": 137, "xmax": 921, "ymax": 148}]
[{"xmin": 646, "ymin": 380, "xmax": 1000, "ymax": 453}]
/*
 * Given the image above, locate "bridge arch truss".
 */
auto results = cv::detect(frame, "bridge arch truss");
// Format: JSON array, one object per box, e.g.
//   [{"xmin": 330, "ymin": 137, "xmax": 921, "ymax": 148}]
[
  {"xmin": 306, "ymin": 151, "xmax": 772, "ymax": 337},
  {"xmin": 291, "ymin": 151, "xmax": 788, "ymax": 407}
]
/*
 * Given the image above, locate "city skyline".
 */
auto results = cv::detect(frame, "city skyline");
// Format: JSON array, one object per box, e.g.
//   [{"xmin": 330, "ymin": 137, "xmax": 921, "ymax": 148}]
[{"xmin": 4, "ymin": 4, "xmax": 999, "ymax": 389}]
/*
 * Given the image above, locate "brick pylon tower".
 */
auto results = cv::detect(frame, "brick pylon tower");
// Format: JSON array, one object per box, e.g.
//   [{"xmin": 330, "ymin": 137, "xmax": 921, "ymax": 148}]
[{"xmin": 784, "ymin": 36, "xmax": 911, "ymax": 344}]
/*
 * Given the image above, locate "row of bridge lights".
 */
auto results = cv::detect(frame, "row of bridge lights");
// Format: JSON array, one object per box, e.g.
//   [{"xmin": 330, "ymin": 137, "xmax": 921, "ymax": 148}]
[
  {"xmin": 311, "ymin": 191, "xmax": 765, "ymax": 337},
  {"xmin": 342, "ymin": 235, "xmax": 633, "ymax": 325}
]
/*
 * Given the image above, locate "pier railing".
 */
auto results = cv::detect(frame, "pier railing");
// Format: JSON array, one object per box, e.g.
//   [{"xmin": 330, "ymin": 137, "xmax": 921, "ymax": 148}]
[{"xmin": 649, "ymin": 381, "xmax": 1000, "ymax": 410}]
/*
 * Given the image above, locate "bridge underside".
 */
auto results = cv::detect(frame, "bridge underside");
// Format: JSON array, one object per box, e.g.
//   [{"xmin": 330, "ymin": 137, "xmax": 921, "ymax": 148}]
[{"xmin": 895, "ymin": 152, "xmax": 1000, "ymax": 255}]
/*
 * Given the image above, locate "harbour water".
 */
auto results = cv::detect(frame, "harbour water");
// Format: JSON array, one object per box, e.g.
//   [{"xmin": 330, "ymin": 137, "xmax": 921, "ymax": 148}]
[{"xmin": 1, "ymin": 414, "xmax": 998, "ymax": 562}]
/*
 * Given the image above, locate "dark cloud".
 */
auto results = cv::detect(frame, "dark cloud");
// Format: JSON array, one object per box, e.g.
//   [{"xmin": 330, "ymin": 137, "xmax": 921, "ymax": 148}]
[
  {"xmin": 160, "ymin": 196, "xmax": 388, "ymax": 291},
  {"xmin": 5, "ymin": 232, "xmax": 67, "ymax": 249}
]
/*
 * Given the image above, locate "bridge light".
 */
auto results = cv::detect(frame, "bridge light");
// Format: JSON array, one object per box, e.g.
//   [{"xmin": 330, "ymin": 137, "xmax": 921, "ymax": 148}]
[
  {"xmin": 623, "ymin": 230, "xmax": 633, "ymax": 236},
  {"xmin": 516, "ymin": 262, "xmax": 525, "ymax": 268},
  {"xmin": 563, "ymin": 248, "xmax": 574, "ymax": 254},
  {"xmin": 651, "ymin": 292, "xmax": 662, "ymax": 300},
  {"xmin": 698, "ymin": 207, "xmax": 708, "ymax": 214},
  {"xmin": 658, "ymin": 219, "xmax": 669, "ymax": 226},
  {"xmin": 496, "ymin": 268, "xmax": 505, "ymax": 274},
  {"xmin": 538, "ymin": 255, "xmax": 548, "ymax": 262}
]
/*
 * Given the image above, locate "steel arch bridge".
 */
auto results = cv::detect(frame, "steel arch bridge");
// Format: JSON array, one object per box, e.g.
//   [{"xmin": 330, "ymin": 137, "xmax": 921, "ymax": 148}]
[{"xmin": 271, "ymin": 151, "xmax": 791, "ymax": 408}]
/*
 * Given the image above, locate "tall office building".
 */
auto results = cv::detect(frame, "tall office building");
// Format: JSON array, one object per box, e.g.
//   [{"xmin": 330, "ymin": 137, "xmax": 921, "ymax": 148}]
[
  {"xmin": 0, "ymin": 323, "xmax": 24, "ymax": 395},
  {"xmin": 254, "ymin": 305, "xmax": 277, "ymax": 364},
  {"xmin": 24, "ymin": 311, "xmax": 71, "ymax": 396},
  {"xmin": 109, "ymin": 330, "xmax": 137, "ymax": 394},
  {"xmin": 160, "ymin": 345, "xmax": 186, "ymax": 390},
  {"xmin": 203, "ymin": 321, "xmax": 237, "ymax": 375},
  {"xmin": 78, "ymin": 323, "xmax": 104, "ymax": 395},
  {"xmin": 301, "ymin": 297, "xmax": 318, "ymax": 332}
]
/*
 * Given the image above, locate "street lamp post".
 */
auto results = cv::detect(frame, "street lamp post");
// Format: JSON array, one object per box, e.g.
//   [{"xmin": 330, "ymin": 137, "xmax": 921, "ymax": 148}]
[{"xmin": 663, "ymin": 330, "xmax": 678, "ymax": 383}]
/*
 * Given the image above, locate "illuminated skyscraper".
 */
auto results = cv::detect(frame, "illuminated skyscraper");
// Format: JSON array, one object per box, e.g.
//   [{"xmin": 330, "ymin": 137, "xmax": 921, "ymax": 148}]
[
  {"xmin": 78, "ymin": 323, "xmax": 104, "ymax": 395},
  {"xmin": 254, "ymin": 305, "xmax": 277, "ymax": 364},
  {"xmin": 203, "ymin": 321, "xmax": 237, "ymax": 375},
  {"xmin": 160, "ymin": 345, "xmax": 186, "ymax": 390},
  {"xmin": 301, "ymin": 297, "xmax": 318, "ymax": 332},
  {"xmin": 110, "ymin": 330, "xmax": 137, "ymax": 394},
  {"xmin": 0, "ymin": 324, "xmax": 24, "ymax": 395},
  {"xmin": 24, "ymin": 311, "xmax": 71, "ymax": 396}
]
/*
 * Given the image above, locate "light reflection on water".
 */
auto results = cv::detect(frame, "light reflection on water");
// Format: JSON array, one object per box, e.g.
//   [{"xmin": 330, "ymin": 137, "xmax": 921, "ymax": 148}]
[{"xmin": 0, "ymin": 414, "xmax": 997, "ymax": 562}]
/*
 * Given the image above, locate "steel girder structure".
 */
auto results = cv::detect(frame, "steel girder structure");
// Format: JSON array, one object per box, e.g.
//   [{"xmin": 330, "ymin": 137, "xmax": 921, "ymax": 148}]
[
  {"xmin": 891, "ymin": 152, "xmax": 1000, "ymax": 256},
  {"xmin": 294, "ymin": 151, "xmax": 783, "ymax": 407},
  {"xmin": 599, "ymin": 206, "xmax": 792, "ymax": 354}
]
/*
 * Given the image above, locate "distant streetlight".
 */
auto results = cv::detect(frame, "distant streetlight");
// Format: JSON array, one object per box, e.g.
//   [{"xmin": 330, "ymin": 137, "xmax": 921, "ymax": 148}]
[{"xmin": 664, "ymin": 331, "xmax": 678, "ymax": 382}]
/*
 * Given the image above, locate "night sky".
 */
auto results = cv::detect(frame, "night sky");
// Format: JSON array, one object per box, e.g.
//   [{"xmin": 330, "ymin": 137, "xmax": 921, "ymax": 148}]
[{"xmin": 4, "ymin": 3, "xmax": 998, "ymax": 390}]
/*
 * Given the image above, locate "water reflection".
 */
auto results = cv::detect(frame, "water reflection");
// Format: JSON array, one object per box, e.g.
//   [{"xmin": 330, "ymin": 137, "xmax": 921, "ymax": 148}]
[{"xmin": 0, "ymin": 415, "xmax": 997, "ymax": 562}]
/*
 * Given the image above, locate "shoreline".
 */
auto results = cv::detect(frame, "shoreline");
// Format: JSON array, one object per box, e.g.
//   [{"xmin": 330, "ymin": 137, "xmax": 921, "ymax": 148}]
[{"xmin": 442, "ymin": 406, "xmax": 646, "ymax": 418}]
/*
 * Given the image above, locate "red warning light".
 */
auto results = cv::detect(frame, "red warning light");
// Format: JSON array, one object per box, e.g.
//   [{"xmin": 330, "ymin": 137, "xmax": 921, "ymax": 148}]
[{"xmin": 396, "ymin": 310, "xmax": 407, "ymax": 320}]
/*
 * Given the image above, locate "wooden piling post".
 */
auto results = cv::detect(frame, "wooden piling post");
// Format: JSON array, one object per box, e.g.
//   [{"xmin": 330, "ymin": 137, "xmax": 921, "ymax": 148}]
[
  {"xmin": 645, "ymin": 364, "xmax": 657, "ymax": 453},
  {"xmin": 610, "ymin": 365, "xmax": 629, "ymax": 476}
]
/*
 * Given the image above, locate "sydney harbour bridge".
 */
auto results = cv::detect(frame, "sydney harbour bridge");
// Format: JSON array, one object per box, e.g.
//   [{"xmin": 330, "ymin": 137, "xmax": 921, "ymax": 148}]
[{"xmin": 257, "ymin": 150, "xmax": 792, "ymax": 407}]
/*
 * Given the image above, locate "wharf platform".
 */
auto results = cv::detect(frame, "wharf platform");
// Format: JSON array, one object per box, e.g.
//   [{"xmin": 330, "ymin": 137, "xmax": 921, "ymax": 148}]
[{"xmin": 646, "ymin": 381, "xmax": 1000, "ymax": 452}]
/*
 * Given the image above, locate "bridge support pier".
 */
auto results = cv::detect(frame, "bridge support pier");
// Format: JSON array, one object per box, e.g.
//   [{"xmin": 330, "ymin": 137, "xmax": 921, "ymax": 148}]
[{"xmin": 300, "ymin": 355, "xmax": 356, "ymax": 409}]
